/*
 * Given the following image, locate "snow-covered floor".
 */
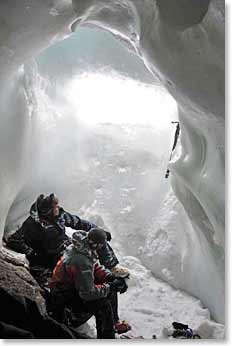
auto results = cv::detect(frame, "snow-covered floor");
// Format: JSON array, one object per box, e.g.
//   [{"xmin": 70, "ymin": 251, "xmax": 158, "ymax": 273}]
[
  {"xmin": 119, "ymin": 256, "xmax": 224, "ymax": 339},
  {"xmin": 76, "ymin": 253, "xmax": 224, "ymax": 339}
]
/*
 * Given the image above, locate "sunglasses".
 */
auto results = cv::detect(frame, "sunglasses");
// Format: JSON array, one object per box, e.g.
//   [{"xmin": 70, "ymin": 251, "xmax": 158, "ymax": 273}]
[{"xmin": 88, "ymin": 240, "xmax": 104, "ymax": 249}]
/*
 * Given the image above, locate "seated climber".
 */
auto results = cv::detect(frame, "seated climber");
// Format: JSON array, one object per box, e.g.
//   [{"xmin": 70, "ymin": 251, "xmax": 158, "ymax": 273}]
[
  {"xmin": 49, "ymin": 228, "xmax": 131, "ymax": 338},
  {"xmin": 5, "ymin": 193, "xmax": 129, "ymax": 308},
  {"xmin": 5, "ymin": 193, "xmax": 119, "ymax": 271}
]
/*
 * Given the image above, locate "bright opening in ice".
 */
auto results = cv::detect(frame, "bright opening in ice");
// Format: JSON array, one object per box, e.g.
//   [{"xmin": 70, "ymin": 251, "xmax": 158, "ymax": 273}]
[{"xmin": 66, "ymin": 72, "xmax": 177, "ymax": 128}]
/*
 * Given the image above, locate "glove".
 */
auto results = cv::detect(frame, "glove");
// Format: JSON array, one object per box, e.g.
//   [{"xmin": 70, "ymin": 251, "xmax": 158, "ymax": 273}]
[
  {"xmin": 118, "ymin": 278, "xmax": 128, "ymax": 294},
  {"xmin": 26, "ymin": 248, "xmax": 35, "ymax": 258},
  {"xmin": 109, "ymin": 278, "xmax": 128, "ymax": 294},
  {"xmin": 104, "ymin": 231, "xmax": 112, "ymax": 242},
  {"xmin": 63, "ymin": 238, "xmax": 72, "ymax": 249},
  {"xmin": 106, "ymin": 272, "xmax": 116, "ymax": 283},
  {"xmin": 25, "ymin": 248, "xmax": 38, "ymax": 264}
]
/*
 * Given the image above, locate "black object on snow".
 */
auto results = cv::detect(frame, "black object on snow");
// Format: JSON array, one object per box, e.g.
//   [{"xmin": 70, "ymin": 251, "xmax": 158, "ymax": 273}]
[
  {"xmin": 172, "ymin": 321, "xmax": 188, "ymax": 330},
  {"xmin": 165, "ymin": 121, "xmax": 180, "ymax": 179},
  {"xmin": 172, "ymin": 321, "xmax": 201, "ymax": 339}
]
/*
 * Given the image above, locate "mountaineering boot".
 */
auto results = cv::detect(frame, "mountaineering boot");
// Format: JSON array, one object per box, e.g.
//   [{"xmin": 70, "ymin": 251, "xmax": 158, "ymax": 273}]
[
  {"xmin": 111, "ymin": 265, "xmax": 130, "ymax": 279},
  {"xmin": 114, "ymin": 320, "xmax": 131, "ymax": 334}
]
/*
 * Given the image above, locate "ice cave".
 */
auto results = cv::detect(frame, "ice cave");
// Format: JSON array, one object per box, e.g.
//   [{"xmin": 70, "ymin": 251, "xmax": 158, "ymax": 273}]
[{"xmin": 0, "ymin": 0, "xmax": 225, "ymax": 339}]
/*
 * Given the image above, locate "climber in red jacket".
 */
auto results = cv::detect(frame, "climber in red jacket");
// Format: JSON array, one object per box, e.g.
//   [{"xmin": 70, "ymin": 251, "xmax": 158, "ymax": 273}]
[{"xmin": 49, "ymin": 228, "xmax": 131, "ymax": 338}]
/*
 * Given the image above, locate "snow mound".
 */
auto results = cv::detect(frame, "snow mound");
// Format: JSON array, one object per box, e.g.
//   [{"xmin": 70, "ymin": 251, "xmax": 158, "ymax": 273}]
[{"xmin": 118, "ymin": 255, "xmax": 224, "ymax": 339}]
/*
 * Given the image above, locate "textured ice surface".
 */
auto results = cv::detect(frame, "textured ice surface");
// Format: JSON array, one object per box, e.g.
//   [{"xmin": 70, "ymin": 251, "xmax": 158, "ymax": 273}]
[{"xmin": 0, "ymin": 0, "xmax": 224, "ymax": 324}]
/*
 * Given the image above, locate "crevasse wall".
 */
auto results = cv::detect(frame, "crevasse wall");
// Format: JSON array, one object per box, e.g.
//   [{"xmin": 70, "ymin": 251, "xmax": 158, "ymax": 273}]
[{"xmin": 0, "ymin": 0, "xmax": 224, "ymax": 322}]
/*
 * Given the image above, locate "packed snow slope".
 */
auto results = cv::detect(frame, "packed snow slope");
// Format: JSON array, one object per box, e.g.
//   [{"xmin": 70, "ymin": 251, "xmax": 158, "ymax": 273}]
[{"xmin": 0, "ymin": 0, "xmax": 224, "ymax": 324}]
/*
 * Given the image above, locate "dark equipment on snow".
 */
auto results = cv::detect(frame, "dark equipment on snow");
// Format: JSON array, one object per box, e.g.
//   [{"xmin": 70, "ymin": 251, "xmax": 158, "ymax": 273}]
[
  {"xmin": 119, "ymin": 334, "xmax": 144, "ymax": 339},
  {"xmin": 172, "ymin": 321, "xmax": 201, "ymax": 339},
  {"xmin": 165, "ymin": 121, "xmax": 180, "ymax": 179}
]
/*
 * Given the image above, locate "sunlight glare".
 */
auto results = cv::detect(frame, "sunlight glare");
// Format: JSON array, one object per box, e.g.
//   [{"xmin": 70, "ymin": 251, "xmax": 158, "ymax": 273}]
[{"xmin": 66, "ymin": 72, "xmax": 177, "ymax": 129}]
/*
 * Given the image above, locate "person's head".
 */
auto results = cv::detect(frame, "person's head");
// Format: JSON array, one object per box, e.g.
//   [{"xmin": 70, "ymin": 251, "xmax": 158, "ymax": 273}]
[
  {"xmin": 87, "ymin": 228, "xmax": 107, "ymax": 251},
  {"xmin": 36, "ymin": 193, "xmax": 59, "ymax": 221}
]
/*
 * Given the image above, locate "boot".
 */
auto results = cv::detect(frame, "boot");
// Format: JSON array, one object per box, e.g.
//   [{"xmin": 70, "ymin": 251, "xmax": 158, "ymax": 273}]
[{"xmin": 114, "ymin": 320, "xmax": 131, "ymax": 334}]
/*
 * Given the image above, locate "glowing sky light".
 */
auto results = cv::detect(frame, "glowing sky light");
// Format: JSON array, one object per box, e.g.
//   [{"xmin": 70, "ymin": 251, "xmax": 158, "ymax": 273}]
[{"xmin": 66, "ymin": 72, "xmax": 178, "ymax": 129}]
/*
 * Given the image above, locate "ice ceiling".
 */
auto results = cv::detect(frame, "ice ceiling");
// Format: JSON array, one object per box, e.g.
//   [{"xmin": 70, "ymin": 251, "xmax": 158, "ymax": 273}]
[{"xmin": 0, "ymin": 0, "xmax": 224, "ymax": 323}]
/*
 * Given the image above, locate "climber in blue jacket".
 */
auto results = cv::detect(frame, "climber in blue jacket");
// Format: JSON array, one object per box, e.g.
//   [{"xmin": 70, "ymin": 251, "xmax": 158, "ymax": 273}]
[{"xmin": 5, "ymin": 193, "xmax": 118, "ymax": 270}]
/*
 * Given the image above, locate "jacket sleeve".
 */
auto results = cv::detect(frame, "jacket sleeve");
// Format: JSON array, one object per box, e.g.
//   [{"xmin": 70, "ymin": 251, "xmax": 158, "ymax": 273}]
[
  {"xmin": 23, "ymin": 220, "xmax": 43, "ymax": 254},
  {"xmin": 75, "ymin": 256, "xmax": 110, "ymax": 301},
  {"xmin": 5, "ymin": 225, "xmax": 33, "ymax": 256},
  {"xmin": 94, "ymin": 262, "xmax": 112, "ymax": 284},
  {"xmin": 63, "ymin": 211, "xmax": 96, "ymax": 232},
  {"xmin": 97, "ymin": 242, "xmax": 119, "ymax": 269}
]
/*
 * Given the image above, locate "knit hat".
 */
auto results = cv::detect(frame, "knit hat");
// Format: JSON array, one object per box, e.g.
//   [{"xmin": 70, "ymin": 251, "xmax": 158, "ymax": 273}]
[
  {"xmin": 36, "ymin": 193, "xmax": 58, "ymax": 217},
  {"xmin": 88, "ymin": 228, "xmax": 107, "ymax": 245}
]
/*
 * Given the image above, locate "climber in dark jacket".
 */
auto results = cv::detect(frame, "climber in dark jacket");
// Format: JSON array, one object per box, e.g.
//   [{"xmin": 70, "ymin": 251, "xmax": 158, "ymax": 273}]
[
  {"xmin": 49, "ymin": 229, "xmax": 130, "ymax": 338},
  {"xmin": 5, "ymin": 193, "xmax": 118, "ymax": 270}
]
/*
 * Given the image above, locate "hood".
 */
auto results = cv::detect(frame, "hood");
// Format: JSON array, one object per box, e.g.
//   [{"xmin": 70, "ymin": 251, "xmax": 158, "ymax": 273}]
[
  {"xmin": 66, "ymin": 230, "xmax": 96, "ymax": 259},
  {"xmin": 30, "ymin": 201, "xmax": 40, "ymax": 223},
  {"xmin": 29, "ymin": 199, "xmax": 64, "ymax": 226}
]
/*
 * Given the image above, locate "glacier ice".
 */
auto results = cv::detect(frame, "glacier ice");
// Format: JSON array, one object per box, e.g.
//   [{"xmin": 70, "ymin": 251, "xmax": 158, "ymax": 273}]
[{"xmin": 0, "ymin": 0, "xmax": 225, "ymax": 324}]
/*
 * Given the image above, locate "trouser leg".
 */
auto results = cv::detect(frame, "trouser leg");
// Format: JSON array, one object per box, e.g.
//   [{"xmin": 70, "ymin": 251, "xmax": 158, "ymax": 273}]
[
  {"xmin": 49, "ymin": 288, "xmax": 74, "ymax": 323},
  {"xmin": 83, "ymin": 298, "xmax": 115, "ymax": 339},
  {"xmin": 48, "ymin": 297, "xmax": 66, "ymax": 323},
  {"xmin": 108, "ymin": 291, "xmax": 119, "ymax": 323}
]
